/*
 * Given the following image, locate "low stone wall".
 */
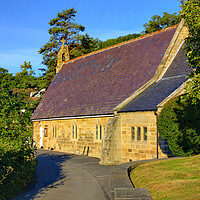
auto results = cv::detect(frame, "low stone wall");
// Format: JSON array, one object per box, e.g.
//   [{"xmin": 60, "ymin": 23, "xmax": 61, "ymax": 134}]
[{"xmin": 109, "ymin": 161, "xmax": 152, "ymax": 200}]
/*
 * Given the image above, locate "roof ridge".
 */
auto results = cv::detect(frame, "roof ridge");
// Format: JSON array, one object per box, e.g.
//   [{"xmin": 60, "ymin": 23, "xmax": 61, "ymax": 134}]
[
  {"xmin": 161, "ymin": 74, "xmax": 186, "ymax": 81},
  {"xmin": 64, "ymin": 24, "xmax": 179, "ymax": 65}
]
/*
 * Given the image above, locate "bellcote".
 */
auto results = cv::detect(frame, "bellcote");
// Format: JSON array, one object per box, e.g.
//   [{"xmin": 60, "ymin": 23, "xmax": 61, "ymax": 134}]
[{"xmin": 56, "ymin": 38, "xmax": 70, "ymax": 74}]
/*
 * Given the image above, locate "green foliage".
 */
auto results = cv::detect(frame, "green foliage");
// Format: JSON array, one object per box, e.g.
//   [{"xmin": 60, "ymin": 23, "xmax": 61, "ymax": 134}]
[
  {"xmin": 0, "ymin": 82, "xmax": 32, "ymax": 139},
  {"xmin": 70, "ymin": 33, "xmax": 100, "ymax": 57},
  {"xmin": 98, "ymin": 33, "xmax": 141, "ymax": 49},
  {"xmin": 39, "ymin": 8, "xmax": 85, "ymax": 86},
  {"xmin": 143, "ymin": 12, "xmax": 181, "ymax": 34},
  {"xmin": 15, "ymin": 61, "xmax": 38, "ymax": 89},
  {"xmin": 0, "ymin": 67, "xmax": 38, "ymax": 199},
  {"xmin": 157, "ymin": 96, "xmax": 200, "ymax": 157},
  {"xmin": 181, "ymin": 0, "xmax": 200, "ymax": 104},
  {"xmin": 0, "ymin": 139, "xmax": 38, "ymax": 200},
  {"xmin": 0, "ymin": 67, "xmax": 16, "ymax": 89}
]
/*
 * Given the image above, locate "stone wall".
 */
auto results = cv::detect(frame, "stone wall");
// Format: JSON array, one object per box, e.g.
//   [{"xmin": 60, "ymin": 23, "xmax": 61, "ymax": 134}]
[
  {"xmin": 33, "ymin": 116, "xmax": 112, "ymax": 158},
  {"xmin": 100, "ymin": 116, "xmax": 122, "ymax": 165},
  {"xmin": 119, "ymin": 111, "xmax": 168, "ymax": 163}
]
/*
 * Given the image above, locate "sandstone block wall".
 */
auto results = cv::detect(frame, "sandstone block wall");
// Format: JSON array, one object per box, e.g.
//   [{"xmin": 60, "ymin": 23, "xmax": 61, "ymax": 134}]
[
  {"xmin": 119, "ymin": 111, "xmax": 168, "ymax": 163},
  {"xmin": 33, "ymin": 116, "xmax": 112, "ymax": 158}
]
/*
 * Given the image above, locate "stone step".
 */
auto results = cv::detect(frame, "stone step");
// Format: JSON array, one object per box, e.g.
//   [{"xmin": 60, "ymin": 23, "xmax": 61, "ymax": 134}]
[{"xmin": 114, "ymin": 188, "xmax": 152, "ymax": 200}]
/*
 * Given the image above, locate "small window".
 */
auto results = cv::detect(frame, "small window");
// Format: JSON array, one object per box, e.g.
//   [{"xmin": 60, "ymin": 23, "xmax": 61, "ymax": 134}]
[
  {"xmin": 99, "ymin": 125, "xmax": 102, "ymax": 140},
  {"xmin": 72, "ymin": 123, "xmax": 78, "ymax": 139},
  {"xmin": 62, "ymin": 53, "xmax": 66, "ymax": 61},
  {"xmin": 95, "ymin": 122, "xmax": 103, "ymax": 140},
  {"xmin": 96, "ymin": 125, "xmax": 98, "ymax": 139},
  {"xmin": 53, "ymin": 125, "xmax": 57, "ymax": 138},
  {"xmin": 131, "ymin": 127, "xmax": 135, "ymax": 140},
  {"xmin": 55, "ymin": 126, "xmax": 57, "ymax": 138},
  {"xmin": 137, "ymin": 127, "xmax": 141, "ymax": 140},
  {"xmin": 75, "ymin": 125, "xmax": 78, "ymax": 139},
  {"xmin": 44, "ymin": 128, "xmax": 48, "ymax": 137},
  {"xmin": 143, "ymin": 127, "xmax": 147, "ymax": 140}
]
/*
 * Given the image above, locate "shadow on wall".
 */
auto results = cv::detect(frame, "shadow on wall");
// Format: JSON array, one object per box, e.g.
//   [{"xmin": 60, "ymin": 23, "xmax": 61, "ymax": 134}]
[
  {"xmin": 159, "ymin": 136, "xmax": 173, "ymax": 157},
  {"xmin": 12, "ymin": 149, "xmax": 73, "ymax": 200}
]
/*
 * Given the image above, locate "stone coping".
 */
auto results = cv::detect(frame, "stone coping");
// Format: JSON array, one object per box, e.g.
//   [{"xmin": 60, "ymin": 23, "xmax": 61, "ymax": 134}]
[
  {"xmin": 109, "ymin": 157, "xmax": 183, "ymax": 200},
  {"xmin": 109, "ymin": 160, "xmax": 153, "ymax": 200}
]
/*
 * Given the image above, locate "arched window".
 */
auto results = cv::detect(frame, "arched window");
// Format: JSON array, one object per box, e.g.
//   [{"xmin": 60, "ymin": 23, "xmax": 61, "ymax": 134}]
[{"xmin": 62, "ymin": 53, "xmax": 66, "ymax": 61}]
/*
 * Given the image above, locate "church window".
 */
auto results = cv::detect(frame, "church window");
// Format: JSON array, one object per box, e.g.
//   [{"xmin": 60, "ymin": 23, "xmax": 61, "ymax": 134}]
[
  {"xmin": 95, "ymin": 122, "xmax": 103, "ymax": 140},
  {"xmin": 62, "ymin": 53, "xmax": 66, "ymax": 61},
  {"xmin": 53, "ymin": 125, "xmax": 57, "ymax": 138},
  {"xmin": 96, "ymin": 125, "xmax": 98, "ymax": 139},
  {"xmin": 72, "ymin": 123, "xmax": 78, "ymax": 139},
  {"xmin": 131, "ymin": 127, "xmax": 135, "ymax": 140},
  {"xmin": 143, "ymin": 127, "xmax": 147, "ymax": 140},
  {"xmin": 131, "ymin": 126, "xmax": 148, "ymax": 141},
  {"xmin": 99, "ymin": 125, "xmax": 102, "ymax": 140},
  {"xmin": 44, "ymin": 128, "xmax": 48, "ymax": 137},
  {"xmin": 137, "ymin": 127, "xmax": 141, "ymax": 140}
]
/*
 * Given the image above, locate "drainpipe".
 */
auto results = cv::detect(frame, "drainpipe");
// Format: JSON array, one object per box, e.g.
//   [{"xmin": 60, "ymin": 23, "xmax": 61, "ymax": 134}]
[{"xmin": 154, "ymin": 110, "xmax": 159, "ymax": 159}]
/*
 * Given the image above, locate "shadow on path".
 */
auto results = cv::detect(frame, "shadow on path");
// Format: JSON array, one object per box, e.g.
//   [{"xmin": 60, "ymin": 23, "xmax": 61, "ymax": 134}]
[{"xmin": 12, "ymin": 150, "xmax": 73, "ymax": 200}]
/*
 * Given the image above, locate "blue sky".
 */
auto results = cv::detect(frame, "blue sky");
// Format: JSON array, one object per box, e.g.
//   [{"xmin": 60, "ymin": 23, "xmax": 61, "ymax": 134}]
[{"xmin": 0, "ymin": 0, "xmax": 181, "ymax": 75}]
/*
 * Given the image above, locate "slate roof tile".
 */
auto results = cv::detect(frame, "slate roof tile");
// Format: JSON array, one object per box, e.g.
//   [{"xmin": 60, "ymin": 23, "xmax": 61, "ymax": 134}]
[
  {"xmin": 31, "ymin": 26, "xmax": 177, "ymax": 120},
  {"xmin": 119, "ymin": 44, "xmax": 192, "ymax": 113}
]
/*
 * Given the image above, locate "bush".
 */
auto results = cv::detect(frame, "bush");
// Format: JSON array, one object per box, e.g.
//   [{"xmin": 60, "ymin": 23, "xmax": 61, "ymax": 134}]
[
  {"xmin": 0, "ymin": 138, "xmax": 38, "ymax": 200},
  {"xmin": 157, "ymin": 96, "xmax": 200, "ymax": 157}
]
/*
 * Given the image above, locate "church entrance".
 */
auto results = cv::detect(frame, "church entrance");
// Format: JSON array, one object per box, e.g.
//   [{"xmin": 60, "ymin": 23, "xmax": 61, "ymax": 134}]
[{"xmin": 40, "ymin": 126, "xmax": 43, "ymax": 148}]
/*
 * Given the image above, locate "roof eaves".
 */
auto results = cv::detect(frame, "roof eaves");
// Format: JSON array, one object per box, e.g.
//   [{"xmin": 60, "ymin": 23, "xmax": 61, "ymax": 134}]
[
  {"xmin": 31, "ymin": 113, "xmax": 114, "ymax": 121},
  {"xmin": 63, "ymin": 24, "xmax": 179, "ymax": 66}
]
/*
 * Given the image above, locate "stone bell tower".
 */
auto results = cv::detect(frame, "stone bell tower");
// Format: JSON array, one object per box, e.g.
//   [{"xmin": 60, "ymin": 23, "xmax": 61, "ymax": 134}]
[{"xmin": 56, "ymin": 38, "xmax": 70, "ymax": 74}]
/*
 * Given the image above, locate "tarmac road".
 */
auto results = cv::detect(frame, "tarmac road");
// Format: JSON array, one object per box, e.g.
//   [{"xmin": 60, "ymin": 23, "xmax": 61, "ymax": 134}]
[{"xmin": 12, "ymin": 149, "xmax": 114, "ymax": 200}]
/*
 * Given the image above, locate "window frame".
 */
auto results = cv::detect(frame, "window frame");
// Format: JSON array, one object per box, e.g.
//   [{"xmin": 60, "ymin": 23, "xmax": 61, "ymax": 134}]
[
  {"xmin": 95, "ymin": 122, "xmax": 103, "ymax": 141},
  {"xmin": 72, "ymin": 122, "xmax": 78, "ymax": 140},
  {"xmin": 131, "ymin": 126, "xmax": 148, "ymax": 141}
]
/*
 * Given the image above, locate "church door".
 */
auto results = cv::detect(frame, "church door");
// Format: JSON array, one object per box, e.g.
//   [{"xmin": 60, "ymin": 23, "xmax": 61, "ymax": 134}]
[{"xmin": 40, "ymin": 126, "xmax": 43, "ymax": 148}]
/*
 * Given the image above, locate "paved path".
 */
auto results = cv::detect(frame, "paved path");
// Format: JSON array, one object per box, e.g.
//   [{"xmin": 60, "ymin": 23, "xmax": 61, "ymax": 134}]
[{"xmin": 12, "ymin": 149, "xmax": 114, "ymax": 200}]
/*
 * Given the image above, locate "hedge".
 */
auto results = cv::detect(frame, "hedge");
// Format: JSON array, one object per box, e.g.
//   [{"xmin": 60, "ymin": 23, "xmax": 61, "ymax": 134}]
[
  {"xmin": 157, "ymin": 96, "xmax": 200, "ymax": 157},
  {"xmin": 0, "ymin": 138, "xmax": 38, "ymax": 200}
]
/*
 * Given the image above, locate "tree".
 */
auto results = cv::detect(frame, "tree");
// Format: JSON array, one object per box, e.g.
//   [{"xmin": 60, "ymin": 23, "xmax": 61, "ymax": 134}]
[
  {"xmin": 15, "ymin": 61, "xmax": 38, "ymax": 89},
  {"xmin": 98, "ymin": 33, "xmax": 141, "ymax": 49},
  {"xmin": 143, "ymin": 12, "xmax": 181, "ymax": 34},
  {"xmin": 181, "ymin": 0, "xmax": 200, "ymax": 104},
  {"xmin": 70, "ymin": 33, "xmax": 100, "ymax": 57},
  {"xmin": 39, "ymin": 8, "xmax": 85, "ymax": 86},
  {"xmin": 0, "ymin": 67, "xmax": 16, "ymax": 89},
  {"xmin": 0, "ymin": 80, "xmax": 32, "ymax": 140}
]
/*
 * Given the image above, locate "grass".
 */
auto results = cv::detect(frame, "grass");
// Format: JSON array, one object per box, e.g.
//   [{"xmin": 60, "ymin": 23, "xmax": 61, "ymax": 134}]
[{"xmin": 130, "ymin": 155, "xmax": 200, "ymax": 200}]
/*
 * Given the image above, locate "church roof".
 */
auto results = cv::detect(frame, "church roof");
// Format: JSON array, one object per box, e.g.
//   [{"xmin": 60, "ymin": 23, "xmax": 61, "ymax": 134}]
[
  {"xmin": 119, "ymin": 44, "xmax": 191, "ymax": 113},
  {"xmin": 31, "ymin": 26, "xmax": 177, "ymax": 120}
]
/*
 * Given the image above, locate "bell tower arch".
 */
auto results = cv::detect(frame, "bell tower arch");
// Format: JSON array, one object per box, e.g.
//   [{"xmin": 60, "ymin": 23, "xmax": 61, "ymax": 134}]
[{"xmin": 56, "ymin": 38, "xmax": 70, "ymax": 73}]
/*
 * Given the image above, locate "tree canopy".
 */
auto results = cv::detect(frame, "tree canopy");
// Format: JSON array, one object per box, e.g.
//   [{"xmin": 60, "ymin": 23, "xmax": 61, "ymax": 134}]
[
  {"xmin": 143, "ymin": 12, "xmax": 181, "ymax": 34},
  {"xmin": 98, "ymin": 33, "xmax": 141, "ymax": 49},
  {"xmin": 39, "ymin": 8, "xmax": 86, "ymax": 86},
  {"xmin": 181, "ymin": 0, "xmax": 200, "ymax": 104}
]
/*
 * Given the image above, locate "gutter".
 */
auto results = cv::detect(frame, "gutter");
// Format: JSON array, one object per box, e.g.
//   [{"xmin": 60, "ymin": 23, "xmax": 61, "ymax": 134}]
[
  {"xmin": 154, "ymin": 110, "xmax": 159, "ymax": 159},
  {"xmin": 31, "ymin": 114, "xmax": 114, "ymax": 122}
]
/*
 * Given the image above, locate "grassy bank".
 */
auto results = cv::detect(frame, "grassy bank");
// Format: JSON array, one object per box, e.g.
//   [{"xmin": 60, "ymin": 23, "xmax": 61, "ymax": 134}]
[{"xmin": 130, "ymin": 155, "xmax": 200, "ymax": 200}]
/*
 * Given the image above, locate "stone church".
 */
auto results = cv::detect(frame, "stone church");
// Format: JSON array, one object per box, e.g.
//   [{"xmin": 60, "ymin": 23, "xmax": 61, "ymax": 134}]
[{"xmin": 31, "ymin": 20, "xmax": 191, "ymax": 165}]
